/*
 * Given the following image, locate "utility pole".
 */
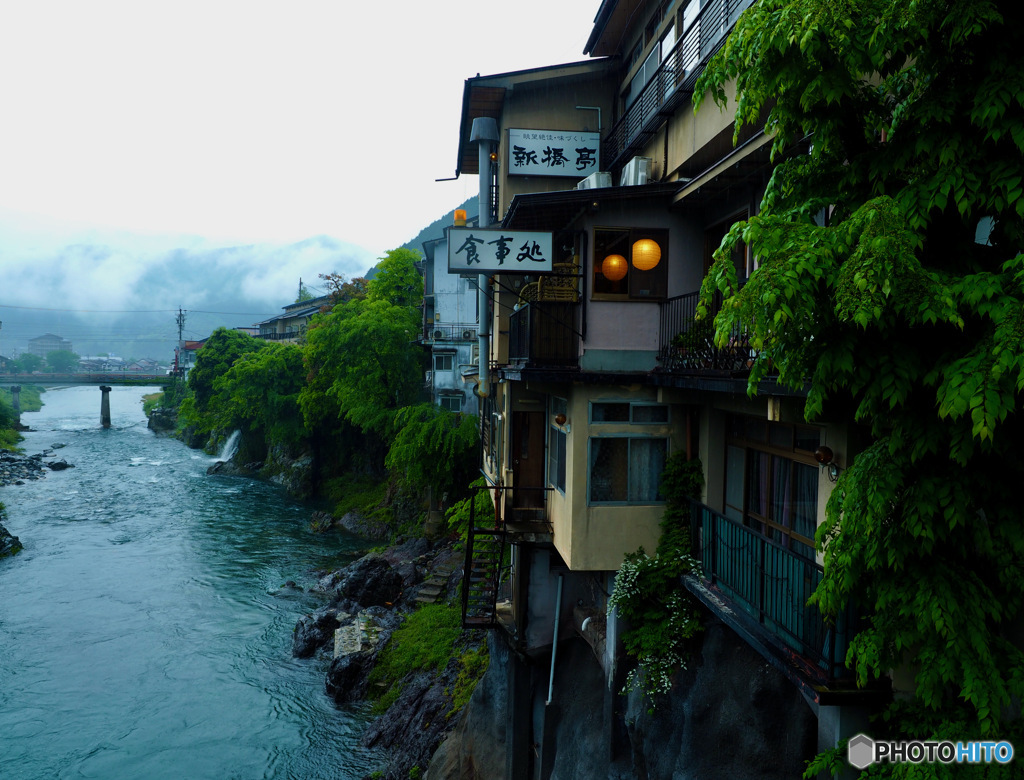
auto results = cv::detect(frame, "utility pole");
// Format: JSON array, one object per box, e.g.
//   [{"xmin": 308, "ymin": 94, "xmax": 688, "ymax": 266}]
[{"xmin": 176, "ymin": 308, "xmax": 187, "ymax": 377}]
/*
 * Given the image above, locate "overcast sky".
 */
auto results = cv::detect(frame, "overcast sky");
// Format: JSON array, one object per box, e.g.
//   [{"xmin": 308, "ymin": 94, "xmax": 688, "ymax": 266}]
[{"xmin": 0, "ymin": 0, "xmax": 598, "ymax": 259}]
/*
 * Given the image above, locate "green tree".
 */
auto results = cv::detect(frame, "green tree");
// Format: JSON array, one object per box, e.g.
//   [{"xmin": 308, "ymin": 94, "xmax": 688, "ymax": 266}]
[
  {"xmin": 212, "ymin": 342, "xmax": 307, "ymax": 449},
  {"xmin": 46, "ymin": 350, "xmax": 79, "ymax": 373},
  {"xmin": 15, "ymin": 354, "xmax": 43, "ymax": 373},
  {"xmin": 367, "ymin": 248, "xmax": 423, "ymax": 307},
  {"xmin": 697, "ymin": 0, "xmax": 1024, "ymax": 764},
  {"xmin": 182, "ymin": 328, "xmax": 265, "ymax": 428},
  {"xmin": 385, "ymin": 403, "xmax": 479, "ymax": 499},
  {"xmin": 301, "ymin": 249, "xmax": 424, "ymax": 438}
]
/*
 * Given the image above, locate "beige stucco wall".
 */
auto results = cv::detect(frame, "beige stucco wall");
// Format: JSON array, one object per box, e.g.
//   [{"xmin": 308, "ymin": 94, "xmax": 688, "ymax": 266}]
[
  {"xmin": 495, "ymin": 76, "xmax": 615, "ymax": 218},
  {"xmin": 547, "ymin": 384, "xmax": 682, "ymax": 571}
]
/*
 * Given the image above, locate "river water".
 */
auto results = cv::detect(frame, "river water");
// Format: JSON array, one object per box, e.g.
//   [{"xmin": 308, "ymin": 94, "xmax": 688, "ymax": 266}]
[{"xmin": 0, "ymin": 386, "xmax": 382, "ymax": 780}]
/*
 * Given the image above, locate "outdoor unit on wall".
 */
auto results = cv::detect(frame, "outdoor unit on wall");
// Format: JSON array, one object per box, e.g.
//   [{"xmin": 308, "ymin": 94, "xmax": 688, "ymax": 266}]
[
  {"xmin": 462, "ymin": 329, "xmax": 476, "ymax": 340},
  {"xmin": 433, "ymin": 329, "xmax": 445, "ymax": 340},
  {"xmin": 619, "ymin": 156, "xmax": 652, "ymax": 186},
  {"xmin": 577, "ymin": 171, "xmax": 612, "ymax": 190}
]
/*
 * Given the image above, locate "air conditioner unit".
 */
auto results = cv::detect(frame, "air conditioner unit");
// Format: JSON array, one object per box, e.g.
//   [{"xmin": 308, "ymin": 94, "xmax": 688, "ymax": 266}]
[
  {"xmin": 619, "ymin": 156, "xmax": 652, "ymax": 186},
  {"xmin": 577, "ymin": 171, "xmax": 611, "ymax": 190},
  {"xmin": 433, "ymin": 329, "xmax": 445, "ymax": 340},
  {"xmin": 462, "ymin": 329, "xmax": 476, "ymax": 340}
]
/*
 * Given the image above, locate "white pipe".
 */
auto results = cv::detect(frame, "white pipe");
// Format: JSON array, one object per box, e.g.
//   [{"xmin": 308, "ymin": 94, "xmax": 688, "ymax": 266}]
[
  {"xmin": 470, "ymin": 116, "xmax": 498, "ymax": 399},
  {"xmin": 546, "ymin": 573, "xmax": 564, "ymax": 706}
]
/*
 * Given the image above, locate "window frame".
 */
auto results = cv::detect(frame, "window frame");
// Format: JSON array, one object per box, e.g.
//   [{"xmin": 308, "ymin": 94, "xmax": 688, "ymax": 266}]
[
  {"xmin": 432, "ymin": 353, "xmax": 455, "ymax": 373},
  {"xmin": 724, "ymin": 415, "xmax": 821, "ymax": 558},
  {"xmin": 588, "ymin": 434, "xmax": 669, "ymax": 505},
  {"xmin": 592, "ymin": 227, "xmax": 669, "ymax": 301}
]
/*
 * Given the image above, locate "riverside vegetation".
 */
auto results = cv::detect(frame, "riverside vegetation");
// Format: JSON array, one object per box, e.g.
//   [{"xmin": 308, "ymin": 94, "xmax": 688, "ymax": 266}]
[{"xmin": 146, "ymin": 249, "xmax": 487, "ymax": 779}]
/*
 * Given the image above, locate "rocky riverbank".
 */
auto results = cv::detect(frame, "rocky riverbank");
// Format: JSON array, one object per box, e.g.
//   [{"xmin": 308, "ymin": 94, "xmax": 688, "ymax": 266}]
[
  {"xmin": 0, "ymin": 447, "xmax": 74, "ymax": 487},
  {"xmin": 292, "ymin": 533, "xmax": 483, "ymax": 780}
]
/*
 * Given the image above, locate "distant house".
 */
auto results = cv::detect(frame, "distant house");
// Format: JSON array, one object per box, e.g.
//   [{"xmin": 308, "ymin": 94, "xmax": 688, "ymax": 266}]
[
  {"xmin": 419, "ymin": 231, "xmax": 480, "ymax": 416},
  {"xmin": 28, "ymin": 333, "xmax": 73, "ymax": 358},
  {"xmin": 255, "ymin": 296, "xmax": 331, "ymax": 343}
]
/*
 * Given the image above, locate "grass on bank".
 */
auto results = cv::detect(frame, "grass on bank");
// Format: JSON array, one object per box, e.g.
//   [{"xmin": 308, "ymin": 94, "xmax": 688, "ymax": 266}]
[{"xmin": 367, "ymin": 600, "xmax": 488, "ymax": 717}]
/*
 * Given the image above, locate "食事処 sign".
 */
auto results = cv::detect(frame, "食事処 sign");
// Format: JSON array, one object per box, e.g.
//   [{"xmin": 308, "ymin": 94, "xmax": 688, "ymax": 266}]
[
  {"xmin": 507, "ymin": 129, "xmax": 600, "ymax": 178},
  {"xmin": 448, "ymin": 228, "xmax": 554, "ymax": 273}
]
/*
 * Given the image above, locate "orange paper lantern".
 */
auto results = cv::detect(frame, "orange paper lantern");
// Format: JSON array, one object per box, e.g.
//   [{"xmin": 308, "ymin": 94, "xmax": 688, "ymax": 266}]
[
  {"xmin": 632, "ymin": 238, "xmax": 661, "ymax": 270},
  {"xmin": 601, "ymin": 254, "xmax": 628, "ymax": 281}
]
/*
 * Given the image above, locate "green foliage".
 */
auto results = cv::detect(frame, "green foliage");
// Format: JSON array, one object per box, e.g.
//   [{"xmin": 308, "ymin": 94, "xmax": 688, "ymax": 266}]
[
  {"xmin": 385, "ymin": 404, "xmax": 479, "ymax": 498},
  {"xmin": 607, "ymin": 455, "xmax": 704, "ymax": 704},
  {"xmin": 448, "ymin": 643, "xmax": 489, "ymax": 717},
  {"xmin": 211, "ymin": 342, "xmax": 307, "ymax": 449},
  {"xmin": 45, "ymin": 350, "xmax": 79, "ymax": 373},
  {"xmin": 301, "ymin": 294, "xmax": 423, "ymax": 437},
  {"xmin": 697, "ymin": 0, "xmax": 1024, "ymax": 756},
  {"xmin": 367, "ymin": 248, "xmax": 423, "ymax": 308},
  {"xmin": 443, "ymin": 478, "xmax": 494, "ymax": 540},
  {"xmin": 15, "ymin": 353, "xmax": 43, "ymax": 373},
  {"xmin": 186, "ymin": 328, "xmax": 265, "ymax": 421},
  {"xmin": 367, "ymin": 601, "xmax": 464, "ymax": 713}
]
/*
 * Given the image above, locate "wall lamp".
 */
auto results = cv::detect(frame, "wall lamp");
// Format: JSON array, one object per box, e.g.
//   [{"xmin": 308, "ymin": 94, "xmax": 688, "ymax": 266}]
[{"xmin": 814, "ymin": 445, "xmax": 841, "ymax": 482}]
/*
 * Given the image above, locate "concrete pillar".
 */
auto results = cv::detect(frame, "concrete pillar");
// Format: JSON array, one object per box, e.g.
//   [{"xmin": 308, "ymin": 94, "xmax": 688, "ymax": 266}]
[
  {"xmin": 10, "ymin": 385, "xmax": 21, "ymax": 424},
  {"xmin": 99, "ymin": 385, "xmax": 112, "ymax": 428}
]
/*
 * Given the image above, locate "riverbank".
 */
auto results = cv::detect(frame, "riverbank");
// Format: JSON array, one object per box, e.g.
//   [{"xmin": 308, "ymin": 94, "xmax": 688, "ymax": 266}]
[
  {"xmin": 292, "ymin": 532, "xmax": 486, "ymax": 780},
  {"xmin": 0, "ymin": 447, "xmax": 74, "ymax": 486}
]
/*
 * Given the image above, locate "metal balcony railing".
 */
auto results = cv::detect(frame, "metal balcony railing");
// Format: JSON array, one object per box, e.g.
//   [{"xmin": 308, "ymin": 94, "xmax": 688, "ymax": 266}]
[
  {"xmin": 508, "ymin": 302, "xmax": 579, "ymax": 368},
  {"xmin": 690, "ymin": 500, "xmax": 854, "ymax": 682},
  {"xmin": 604, "ymin": 0, "xmax": 755, "ymax": 169},
  {"xmin": 657, "ymin": 291, "xmax": 756, "ymax": 372}
]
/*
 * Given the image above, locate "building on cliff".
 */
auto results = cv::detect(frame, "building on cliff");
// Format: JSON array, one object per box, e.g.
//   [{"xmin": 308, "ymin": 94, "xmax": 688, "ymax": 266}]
[
  {"xmin": 442, "ymin": 1, "xmax": 885, "ymax": 777},
  {"xmin": 419, "ymin": 228, "xmax": 481, "ymax": 417}
]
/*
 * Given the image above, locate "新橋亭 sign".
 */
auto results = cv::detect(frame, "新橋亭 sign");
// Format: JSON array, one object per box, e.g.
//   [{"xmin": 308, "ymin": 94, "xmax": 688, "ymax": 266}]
[
  {"xmin": 448, "ymin": 228, "xmax": 553, "ymax": 273},
  {"xmin": 507, "ymin": 129, "xmax": 600, "ymax": 178}
]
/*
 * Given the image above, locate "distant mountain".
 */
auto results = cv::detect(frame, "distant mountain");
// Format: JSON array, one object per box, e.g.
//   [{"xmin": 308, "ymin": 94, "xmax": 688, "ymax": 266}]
[
  {"xmin": 0, "ymin": 202, "xmax": 482, "ymax": 363},
  {"xmin": 401, "ymin": 196, "xmax": 478, "ymax": 252},
  {"xmin": 0, "ymin": 234, "xmax": 375, "ymax": 362}
]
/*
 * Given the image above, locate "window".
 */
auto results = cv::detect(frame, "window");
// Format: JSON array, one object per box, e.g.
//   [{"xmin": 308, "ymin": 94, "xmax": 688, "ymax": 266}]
[
  {"xmin": 589, "ymin": 437, "xmax": 667, "ymax": 503},
  {"xmin": 593, "ymin": 228, "xmax": 669, "ymax": 300},
  {"xmin": 433, "ymin": 353, "xmax": 454, "ymax": 372},
  {"xmin": 724, "ymin": 416, "xmax": 820, "ymax": 559},
  {"xmin": 548, "ymin": 397, "xmax": 567, "ymax": 493},
  {"xmin": 439, "ymin": 395, "xmax": 462, "ymax": 412},
  {"xmin": 591, "ymin": 402, "xmax": 669, "ymax": 424}
]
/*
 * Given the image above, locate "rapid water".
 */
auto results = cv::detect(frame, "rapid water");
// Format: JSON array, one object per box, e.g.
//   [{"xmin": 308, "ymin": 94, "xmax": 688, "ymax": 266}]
[{"xmin": 0, "ymin": 386, "xmax": 382, "ymax": 780}]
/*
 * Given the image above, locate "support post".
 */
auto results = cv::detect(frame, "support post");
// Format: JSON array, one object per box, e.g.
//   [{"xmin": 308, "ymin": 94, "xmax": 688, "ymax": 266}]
[{"xmin": 99, "ymin": 385, "xmax": 112, "ymax": 428}]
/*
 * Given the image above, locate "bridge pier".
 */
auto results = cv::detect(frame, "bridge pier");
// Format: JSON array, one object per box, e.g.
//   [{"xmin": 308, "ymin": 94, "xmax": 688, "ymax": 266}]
[
  {"xmin": 10, "ymin": 386, "xmax": 21, "ymax": 425},
  {"xmin": 100, "ymin": 386, "xmax": 112, "ymax": 428}
]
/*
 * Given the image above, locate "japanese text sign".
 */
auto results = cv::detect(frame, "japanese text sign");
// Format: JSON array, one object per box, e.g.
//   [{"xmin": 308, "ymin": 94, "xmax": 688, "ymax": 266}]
[
  {"xmin": 507, "ymin": 129, "xmax": 600, "ymax": 178},
  {"xmin": 448, "ymin": 228, "xmax": 553, "ymax": 273}
]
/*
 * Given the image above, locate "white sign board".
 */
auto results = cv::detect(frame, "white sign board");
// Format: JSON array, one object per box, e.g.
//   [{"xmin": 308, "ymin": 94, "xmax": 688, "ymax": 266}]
[
  {"xmin": 448, "ymin": 228, "xmax": 553, "ymax": 273},
  {"xmin": 507, "ymin": 129, "xmax": 600, "ymax": 177}
]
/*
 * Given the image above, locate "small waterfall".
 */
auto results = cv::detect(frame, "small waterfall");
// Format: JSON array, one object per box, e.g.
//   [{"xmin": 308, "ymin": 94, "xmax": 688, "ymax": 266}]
[{"xmin": 216, "ymin": 430, "xmax": 242, "ymax": 463}]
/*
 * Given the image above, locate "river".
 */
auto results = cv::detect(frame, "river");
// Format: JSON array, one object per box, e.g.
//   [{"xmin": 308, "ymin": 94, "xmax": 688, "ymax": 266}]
[{"xmin": 0, "ymin": 385, "xmax": 382, "ymax": 780}]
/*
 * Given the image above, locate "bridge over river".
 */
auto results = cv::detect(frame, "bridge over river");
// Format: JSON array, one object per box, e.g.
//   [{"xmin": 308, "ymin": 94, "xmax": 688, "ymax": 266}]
[
  {"xmin": 0, "ymin": 372, "xmax": 174, "ymax": 387},
  {"xmin": 2, "ymin": 374, "xmax": 175, "ymax": 428}
]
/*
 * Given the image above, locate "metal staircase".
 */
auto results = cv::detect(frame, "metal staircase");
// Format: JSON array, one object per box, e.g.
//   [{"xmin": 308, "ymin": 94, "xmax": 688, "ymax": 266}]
[{"xmin": 461, "ymin": 493, "xmax": 506, "ymax": 628}]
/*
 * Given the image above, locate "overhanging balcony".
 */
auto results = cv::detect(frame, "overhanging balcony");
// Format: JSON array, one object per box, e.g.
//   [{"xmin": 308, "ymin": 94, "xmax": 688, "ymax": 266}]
[
  {"xmin": 657, "ymin": 291, "xmax": 756, "ymax": 374},
  {"xmin": 688, "ymin": 500, "xmax": 857, "ymax": 697},
  {"xmin": 508, "ymin": 302, "xmax": 579, "ymax": 369},
  {"xmin": 604, "ymin": 0, "xmax": 755, "ymax": 170}
]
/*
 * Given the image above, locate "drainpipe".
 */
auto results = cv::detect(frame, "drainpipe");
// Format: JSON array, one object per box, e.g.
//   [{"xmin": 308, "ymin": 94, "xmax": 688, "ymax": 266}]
[
  {"xmin": 471, "ymin": 117, "xmax": 499, "ymax": 399},
  {"xmin": 546, "ymin": 573, "xmax": 564, "ymax": 706}
]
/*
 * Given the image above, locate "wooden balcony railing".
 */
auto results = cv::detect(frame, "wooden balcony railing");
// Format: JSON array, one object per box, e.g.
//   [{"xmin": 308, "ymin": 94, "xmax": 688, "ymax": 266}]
[
  {"xmin": 603, "ymin": 0, "xmax": 755, "ymax": 169},
  {"xmin": 657, "ymin": 291, "xmax": 756, "ymax": 373},
  {"xmin": 508, "ymin": 302, "xmax": 579, "ymax": 368},
  {"xmin": 690, "ymin": 500, "xmax": 854, "ymax": 682}
]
